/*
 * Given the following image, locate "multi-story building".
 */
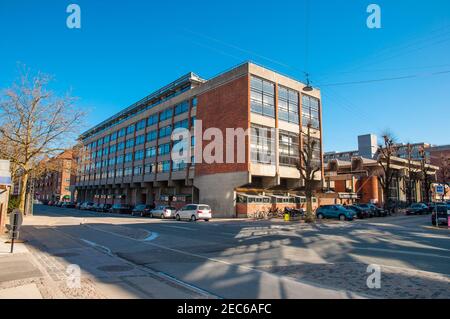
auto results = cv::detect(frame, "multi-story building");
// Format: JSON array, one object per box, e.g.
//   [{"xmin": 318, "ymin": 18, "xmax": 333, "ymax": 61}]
[
  {"xmin": 324, "ymin": 133, "xmax": 434, "ymax": 163},
  {"xmin": 35, "ymin": 150, "xmax": 76, "ymax": 202},
  {"xmin": 324, "ymin": 135, "xmax": 439, "ymax": 205},
  {"xmin": 74, "ymin": 62, "xmax": 324, "ymax": 217}
]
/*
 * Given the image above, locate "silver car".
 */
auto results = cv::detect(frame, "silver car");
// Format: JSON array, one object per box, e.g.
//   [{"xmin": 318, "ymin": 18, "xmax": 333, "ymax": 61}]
[{"xmin": 150, "ymin": 206, "xmax": 177, "ymax": 219}]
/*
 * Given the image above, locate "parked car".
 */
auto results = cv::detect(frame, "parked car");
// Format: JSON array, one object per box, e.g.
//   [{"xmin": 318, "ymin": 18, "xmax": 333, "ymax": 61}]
[
  {"xmin": 431, "ymin": 204, "xmax": 449, "ymax": 226},
  {"xmin": 356, "ymin": 203, "xmax": 387, "ymax": 217},
  {"xmin": 89, "ymin": 203, "xmax": 100, "ymax": 211},
  {"xmin": 96, "ymin": 204, "xmax": 112, "ymax": 213},
  {"xmin": 175, "ymin": 204, "xmax": 212, "ymax": 222},
  {"xmin": 406, "ymin": 203, "xmax": 429, "ymax": 215},
  {"xmin": 80, "ymin": 202, "xmax": 95, "ymax": 210},
  {"xmin": 131, "ymin": 204, "xmax": 154, "ymax": 217},
  {"xmin": 62, "ymin": 202, "xmax": 76, "ymax": 208},
  {"xmin": 149, "ymin": 206, "xmax": 177, "ymax": 219},
  {"xmin": 110, "ymin": 204, "xmax": 133, "ymax": 214},
  {"xmin": 316, "ymin": 205, "xmax": 355, "ymax": 221},
  {"xmin": 347, "ymin": 205, "xmax": 370, "ymax": 219}
]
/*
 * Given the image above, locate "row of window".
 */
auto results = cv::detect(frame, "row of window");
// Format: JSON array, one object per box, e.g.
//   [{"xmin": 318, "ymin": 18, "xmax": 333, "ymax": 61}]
[
  {"xmin": 250, "ymin": 76, "xmax": 320, "ymax": 128},
  {"xmin": 88, "ymin": 98, "xmax": 197, "ymax": 150},
  {"xmin": 79, "ymin": 158, "xmax": 194, "ymax": 181},
  {"xmin": 250, "ymin": 124, "xmax": 321, "ymax": 167},
  {"xmin": 84, "ymin": 142, "xmax": 193, "ymax": 172},
  {"xmin": 91, "ymin": 119, "xmax": 197, "ymax": 160}
]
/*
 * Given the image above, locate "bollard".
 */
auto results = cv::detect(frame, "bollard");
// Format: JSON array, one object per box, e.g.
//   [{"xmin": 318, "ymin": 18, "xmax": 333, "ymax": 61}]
[{"xmin": 284, "ymin": 213, "xmax": 290, "ymax": 222}]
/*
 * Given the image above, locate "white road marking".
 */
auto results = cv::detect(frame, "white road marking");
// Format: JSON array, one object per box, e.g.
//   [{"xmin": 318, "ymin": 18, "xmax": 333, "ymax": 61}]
[
  {"xmin": 80, "ymin": 238, "xmax": 113, "ymax": 256},
  {"xmin": 162, "ymin": 225, "xmax": 195, "ymax": 231},
  {"xmin": 354, "ymin": 247, "xmax": 450, "ymax": 260}
]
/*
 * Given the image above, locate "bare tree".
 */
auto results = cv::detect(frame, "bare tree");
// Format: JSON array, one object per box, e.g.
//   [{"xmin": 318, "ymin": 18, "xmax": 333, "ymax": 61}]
[
  {"xmin": 297, "ymin": 123, "xmax": 322, "ymax": 223},
  {"xmin": 418, "ymin": 147, "xmax": 433, "ymax": 203},
  {"xmin": 0, "ymin": 66, "xmax": 85, "ymax": 213},
  {"xmin": 402, "ymin": 143, "xmax": 419, "ymax": 205},
  {"xmin": 377, "ymin": 132, "xmax": 398, "ymax": 210},
  {"xmin": 438, "ymin": 154, "xmax": 450, "ymax": 201}
]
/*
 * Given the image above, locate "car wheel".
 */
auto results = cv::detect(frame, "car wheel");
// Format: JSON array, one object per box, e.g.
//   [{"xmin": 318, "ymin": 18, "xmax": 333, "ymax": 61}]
[
  {"xmin": 204, "ymin": 219, "xmax": 209, "ymax": 222},
  {"xmin": 190, "ymin": 215, "xmax": 197, "ymax": 222},
  {"xmin": 176, "ymin": 214, "xmax": 181, "ymax": 221},
  {"xmin": 317, "ymin": 213, "xmax": 324, "ymax": 220},
  {"xmin": 339, "ymin": 214, "xmax": 346, "ymax": 221},
  {"xmin": 160, "ymin": 214, "xmax": 164, "ymax": 219}
]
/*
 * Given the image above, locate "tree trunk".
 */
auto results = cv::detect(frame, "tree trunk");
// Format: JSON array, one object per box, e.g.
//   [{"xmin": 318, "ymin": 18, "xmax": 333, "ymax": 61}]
[
  {"xmin": 19, "ymin": 172, "xmax": 29, "ymax": 213},
  {"xmin": 304, "ymin": 189, "xmax": 315, "ymax": 223}
]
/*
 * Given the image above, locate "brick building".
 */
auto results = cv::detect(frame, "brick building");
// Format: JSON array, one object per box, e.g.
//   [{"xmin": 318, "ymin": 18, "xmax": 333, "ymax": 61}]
[
  {"xmin": 324, "ymin": 135, "xmax": 439, "ymax": 205},
  {"xmin": 74, "ymin": 62, "xmax": 324, "ymax": 217},
  {"xmin": 34, "ymin": 150, "xmax": 76, "ymax": 202}
]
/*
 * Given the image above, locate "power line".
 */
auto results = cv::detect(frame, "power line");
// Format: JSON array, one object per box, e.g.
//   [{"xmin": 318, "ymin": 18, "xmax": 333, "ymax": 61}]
[{"xmin": 318, "ymin": 70, "xmax": 450, "ymax": 87}]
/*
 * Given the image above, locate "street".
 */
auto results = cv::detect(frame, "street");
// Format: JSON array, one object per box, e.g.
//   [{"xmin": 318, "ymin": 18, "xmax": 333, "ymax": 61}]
[{"xmin": 1, "ymin": 204, "xmax": 448, "ymax": 299}]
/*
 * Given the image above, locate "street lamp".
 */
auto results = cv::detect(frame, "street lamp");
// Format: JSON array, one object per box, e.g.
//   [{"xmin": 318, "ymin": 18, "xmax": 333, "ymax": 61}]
[{"xmin": 303, "ymin": 73, "xmax": 313, "ymax": 92}]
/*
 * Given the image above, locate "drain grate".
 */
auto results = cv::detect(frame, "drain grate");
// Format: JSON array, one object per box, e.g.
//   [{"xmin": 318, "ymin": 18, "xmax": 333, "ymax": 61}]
[{"xmin": 97, "ymin": 265, "xmax": 134, "ymax": 272}]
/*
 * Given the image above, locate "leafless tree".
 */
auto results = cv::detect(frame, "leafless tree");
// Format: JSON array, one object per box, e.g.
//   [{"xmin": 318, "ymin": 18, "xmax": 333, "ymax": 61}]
[
  {"xmin": 418, "ymin": 147, "xmax": 433, "ymax": 203},
  {"xmin": 0, "ymin": 66, "xmax": 85, "ymax": 213},
  {"xmin": 377, "ymin": 132, "xmax": 398, "ymax": 210},
  {"xmin": 297, "ymin": 123, "xmax": 322, "ymax": 222},
  {"xmin": 402, "ymin": 143, "xmax": 419, "ymax": 205},
  {"xmin": 438, "ymin": 155, "xmax": 450, "ymax": 201}
]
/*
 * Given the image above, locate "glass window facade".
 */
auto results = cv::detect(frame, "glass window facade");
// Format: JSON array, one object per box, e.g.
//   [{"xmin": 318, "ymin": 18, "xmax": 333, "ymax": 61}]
[
  {"xmin": 147, "ymin": 114, "xmax": 158, "ymax": 126},
  {"xmin": 302, "ymin": 95, "xmax": 320, "ymax": 129},
  {"xmin": 135, "ymin": 134, "xmax": 145, "ymax": 146},
  {"xmin": 278, "ymin": 86, "xmax": 299, "ymax": 124},
  {"xmin": 146, "ymin": 146, "xmax": 156, "ymax": 158},
  {"xmin": 174, "ymin": 101, "xmax": 189, "ymax": 115},
  {"xmin": 159, "ymin": 125, "xmax": 172, "ymax": 138},
  {"xmin": 158, "ymin": 143, "xmax": 170, "ymax": 156},
  {"xmin": 250, "ymin": 76, "xmax": 275, "ymax": 118},
  {"xmin": 250, "ymin": 125, "xmax": 275, "ymax": 164},
  {"xmin": 279, "ymin": 131, "xmax": 299, "ymax": 166}
]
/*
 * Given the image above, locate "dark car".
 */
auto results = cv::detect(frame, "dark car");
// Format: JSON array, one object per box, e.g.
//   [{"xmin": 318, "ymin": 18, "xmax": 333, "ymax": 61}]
[
  {"xmin": 131, "ymin": 204, "xmax": 154, "ymax": 217},
  {"xmin": 431, "ymin": 204, "xmax": 449, "ymax": 226},
  {"xmin": 62, "ymin": 202, "xmax": 76, "ymax": 208},
  {"xmin": 96, "ymin": 204, "xmax": 112, "ymax": 213},
  {"xmin": 406, "ymin": 203, "xmax": 429, "ymax": 215},
  {"xmin": 80, "ymin": 202, "xmax": 95, "ymax": 210},
  {"xmin": 347, "ymin": 205, "xmax": 370, "ymax": 219},
  {"xmin": 110, "ymin": 204, "xmax": 133, "ymax": 214},
  {"xmin": 356, "ymin": 203, "xmax": 387, "ymax": 217}
]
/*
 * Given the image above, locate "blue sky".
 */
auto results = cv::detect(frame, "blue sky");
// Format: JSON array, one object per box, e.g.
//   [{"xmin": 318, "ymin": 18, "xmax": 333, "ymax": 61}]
[{"xmin": 0, "ymin": 0, "xmax": 449, "ymax": 152}]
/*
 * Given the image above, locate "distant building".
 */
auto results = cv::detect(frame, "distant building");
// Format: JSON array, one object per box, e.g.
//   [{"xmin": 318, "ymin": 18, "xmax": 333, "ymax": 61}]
[
  {"xmin": 324, "ymin": 134, "xmax": 440, "ymax": 205},
  {"xmin": 427, "ymin": 144, "xmax": 450, "ymax": 185},
  {"xmin": 324, "ymin": 133, "xmax": 433, "ymax": 163},
  {"xmin": 34, "ymin": 150, "xmax": 76, "ymax": 202}
]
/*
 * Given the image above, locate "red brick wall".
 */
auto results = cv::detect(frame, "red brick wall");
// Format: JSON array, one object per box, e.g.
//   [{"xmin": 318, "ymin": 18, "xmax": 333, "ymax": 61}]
[
  {"xmin": 195, "ymin": 75, "xmax": 250, "ymax": 176},
  {"xmin": 357, "ymin": 176, "xmax": 379, "ymax": 204}
]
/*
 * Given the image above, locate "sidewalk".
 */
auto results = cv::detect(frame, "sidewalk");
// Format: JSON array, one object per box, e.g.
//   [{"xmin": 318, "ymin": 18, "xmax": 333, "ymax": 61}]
[
  {"xmin": 1, "ymin": 219, "xmax": 216, "ymax": 299},
  {"xmin": 0, "ymin": 235, "xmax": 53, "ymax": 299}
]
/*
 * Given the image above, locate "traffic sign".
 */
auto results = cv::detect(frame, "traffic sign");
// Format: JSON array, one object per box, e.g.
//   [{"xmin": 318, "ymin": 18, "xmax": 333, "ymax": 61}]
[{"xmin": 435, "ymin": 185, "xmax": 445, "ymax": 195}]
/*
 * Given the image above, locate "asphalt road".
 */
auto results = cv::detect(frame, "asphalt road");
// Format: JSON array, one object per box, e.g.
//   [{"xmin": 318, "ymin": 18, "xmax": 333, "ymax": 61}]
[{"xmin": 22, "ymin": 205, "xmax": 450, "ymax": 299}]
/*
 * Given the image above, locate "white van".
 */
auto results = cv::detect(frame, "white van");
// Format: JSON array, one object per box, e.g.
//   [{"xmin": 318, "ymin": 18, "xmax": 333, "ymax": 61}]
[{"xmin": 175, "ymin": 204, "xmax": 212, "ymax": 222}]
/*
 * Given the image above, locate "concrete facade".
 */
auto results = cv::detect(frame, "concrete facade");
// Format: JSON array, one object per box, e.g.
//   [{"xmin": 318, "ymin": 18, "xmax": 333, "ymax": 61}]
[{"xmin": 75, "ymin": 62, "xmax": 324, "ymax": 217}]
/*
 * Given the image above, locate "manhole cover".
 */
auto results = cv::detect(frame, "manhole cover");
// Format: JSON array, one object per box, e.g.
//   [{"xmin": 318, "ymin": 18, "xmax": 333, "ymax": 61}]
[
  {"xmin": 97, "ymin": 265, "xmax": 134, "ymax": 272},
  {"xmin": 53, "ymin": 252, "xmax": 79, "ymax": 258}
]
